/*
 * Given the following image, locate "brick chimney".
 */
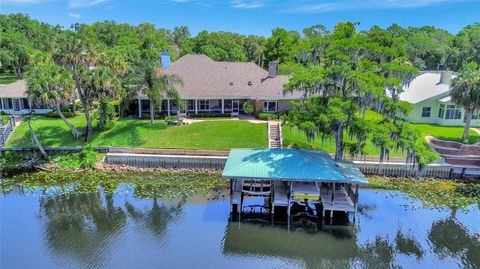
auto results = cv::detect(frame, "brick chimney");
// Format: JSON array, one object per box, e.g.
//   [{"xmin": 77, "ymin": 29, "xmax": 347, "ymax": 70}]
[
  {"xmin": 268, "ymin": 61, "xmax": 278, "ymax": 78},
  {"xmin": 161, "ymin": 50, "xmax": 171, "ymax": 69},
  {"xmin": 439, "ymin": 70, "xmax": 453, "ymax": 84}
]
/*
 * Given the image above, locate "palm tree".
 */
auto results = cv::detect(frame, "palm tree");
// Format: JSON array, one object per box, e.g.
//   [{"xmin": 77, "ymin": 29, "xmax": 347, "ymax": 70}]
[
  {"xmin": 83, "ymin": 66, "xmax": 120, "ymax": 130},
  {"xmin": 53, "ymin": 31, "xmax": 95, "ymax": 140},
  {"xmin": 24, "ymin": 115, "xmax": 47, "ymax": 159},
  {"xmin": 27, "ymin": 64, "xmax": 80, "ymax": 139},
  {"xmin": 450, "ymin": 62, "xmax": 480, "ymax": 140},
  {"xmin": 128, "ymin": 61, "xmax": 183, "ymax": 124}
]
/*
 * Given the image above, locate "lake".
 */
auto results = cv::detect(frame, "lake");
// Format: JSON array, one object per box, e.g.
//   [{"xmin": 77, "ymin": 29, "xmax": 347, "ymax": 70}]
[{"xmin": 1, "ymin": 181, "xmax": 479, "ymax": 269}]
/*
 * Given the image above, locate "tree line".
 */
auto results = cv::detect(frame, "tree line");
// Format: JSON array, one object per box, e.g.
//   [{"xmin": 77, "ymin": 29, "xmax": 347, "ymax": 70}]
[{"xmin": 1, "ymin": 14, "xmax": 479, "ymax": 165}]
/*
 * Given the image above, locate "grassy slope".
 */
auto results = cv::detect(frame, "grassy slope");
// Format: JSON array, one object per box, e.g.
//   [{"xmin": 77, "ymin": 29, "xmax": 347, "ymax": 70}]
[
  {"xmin": 410, "ymin": 124, "xmax": 480, "ymax": 144},
  {"xmin": 282, "ymin": 110, "xmax": 480, "ymax": 156},
  {"xmin": 6, "ymin": 115, "xmax": 267, "ymax": 150}
]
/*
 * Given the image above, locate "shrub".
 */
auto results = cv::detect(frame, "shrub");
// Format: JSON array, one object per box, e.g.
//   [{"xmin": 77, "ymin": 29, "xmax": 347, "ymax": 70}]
[
  {"xmin": 243, "ymin": 100, "xmax": 254, "ymax": 114},
  {"xmin": 188, "ymin": 113, "xmax": 231, "ymax": 118},
  {"xmin": 0, "ymin": 151, "xmax": 43, "ymax": 170},
  {"xmin": 79, "ymin": 146, "xmax": 96, "ymax": 169},
  {"xmin": 256, "ymin": 112, "xmax": 278, "ymax": 120},
  {"xmin": 165, "ymin": 115, "xmax": 179, "ymax": 126},
  {"xmin": 455, "ymin": 184, "xmax": 480, "ymax": 198},
  {"xmin": 45, "ymin": 110, "xmax": 76, "ymax": 118},
  {"xmin": 98, "ymin": 97, "xmax": 117, "ymax": 131}
]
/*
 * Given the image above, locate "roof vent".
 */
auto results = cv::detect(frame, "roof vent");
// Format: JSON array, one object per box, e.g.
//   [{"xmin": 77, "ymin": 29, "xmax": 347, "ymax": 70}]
[
  {"xmin": 248, "ymin": 81, "xmax": 252, "ymax": 86},
  {"xmin": 229, "ymin": 81, "xmax": 234, "ymax": 85}
]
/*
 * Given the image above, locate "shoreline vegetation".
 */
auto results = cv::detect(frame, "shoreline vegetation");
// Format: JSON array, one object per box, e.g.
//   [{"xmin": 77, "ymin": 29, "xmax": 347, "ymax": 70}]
[{"xmin": 2, "ymin": 168, "xmax": 479, "ymax": 210}]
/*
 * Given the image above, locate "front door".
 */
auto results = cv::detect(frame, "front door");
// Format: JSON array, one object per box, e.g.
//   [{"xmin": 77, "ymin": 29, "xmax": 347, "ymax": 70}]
[
  {"xmin": 232, "ymin": 100, "xmax": 239, "ymax": 115},
  {"xmin": 12, "ymin": 98, "xmax": 21, "ymax": 112}
]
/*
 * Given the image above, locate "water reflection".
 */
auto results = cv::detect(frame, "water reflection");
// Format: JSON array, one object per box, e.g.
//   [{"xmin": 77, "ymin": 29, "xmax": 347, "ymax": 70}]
[
  {"xmin": 40, "ymin": 192, "xmax": 127, "ymax": 267},
  {"xmin": 428, "ymin": 218, "xmax": 480, "ymax": 268},
  {"xmin": 1, "ymin": 185, "xmax": 479, "ymax": 269}
]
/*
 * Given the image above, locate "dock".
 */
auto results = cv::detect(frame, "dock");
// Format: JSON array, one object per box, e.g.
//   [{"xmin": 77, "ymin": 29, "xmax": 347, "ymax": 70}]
[{"xmin": 222, "ymin": 148, "xmax": 368, "ymax": 228}]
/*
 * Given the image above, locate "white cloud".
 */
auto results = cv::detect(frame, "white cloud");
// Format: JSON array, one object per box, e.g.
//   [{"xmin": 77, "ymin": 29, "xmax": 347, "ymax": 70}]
[
  {"xmin": 292, "ymin": 0, "xmax": 473, "ymax": 13},
  {"xmin": 69, "ymin": 0, "xmax": 107, "ymax": 8},
  {"xmin": 231, "ymin": 0, "xmax": 264, "ymax": 9},
  {"xmin": 68, "ymin": 12, "xmax": 81, "ymax": 19}
]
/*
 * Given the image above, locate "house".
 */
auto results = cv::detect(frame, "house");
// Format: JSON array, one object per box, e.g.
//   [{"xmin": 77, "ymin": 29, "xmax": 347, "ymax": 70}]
[
  {"xmin": 0, "ymin": 80, "xmax": 52, "ymax": 115},
  {"xmin": 134, "ymin": 53, "xmax": 302, "ymax": 117},
  {"xmin": 399, "ymin": 71, "xmax": 480, "ymax": 127}
]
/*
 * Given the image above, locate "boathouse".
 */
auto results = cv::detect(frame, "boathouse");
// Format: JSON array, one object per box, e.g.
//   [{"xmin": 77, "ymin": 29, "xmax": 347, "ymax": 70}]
[{"xmin": 222, "ymin": 148, "xmax": 368, "ymax": 225}]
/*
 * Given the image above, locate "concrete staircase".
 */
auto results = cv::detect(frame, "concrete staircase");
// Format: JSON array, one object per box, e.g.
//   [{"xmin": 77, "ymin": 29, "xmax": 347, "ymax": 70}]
[
  {"xmin": 268, "ymin": 122, "xmax": 282, "ymax": 149},
  {"xmin": 427, "ymin": 136, "xmax": 480, "ymax": 167}
]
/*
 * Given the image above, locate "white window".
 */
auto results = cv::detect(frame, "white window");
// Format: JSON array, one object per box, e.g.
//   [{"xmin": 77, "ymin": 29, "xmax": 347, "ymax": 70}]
[
  {"xmin": 198, "ymin": 100, "xmax": 209, "ymax": 111},
  {"xmin": 438, "ymin": 104, "xmax": 445, "ymax": 118},
  {"xmin": 421, "ymin": 107, "xmax": 431, "ymax": 118},
  {"xmin": 263, "ymin": 101, "xmax": 278, "ymax": 112},
  {"xmin": 445, "ymin": 105, "xmax": 461, "ymax": 120}
]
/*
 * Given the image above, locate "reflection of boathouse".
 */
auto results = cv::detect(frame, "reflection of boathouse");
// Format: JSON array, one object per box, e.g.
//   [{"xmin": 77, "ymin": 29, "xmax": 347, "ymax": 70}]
[
  {"xmin": 222, "ymin": 149, "xmax": 368, "ymax": 227},
  {"xmin": 222, "ymin": 221, "xmax": 358, "ymax": 267}
]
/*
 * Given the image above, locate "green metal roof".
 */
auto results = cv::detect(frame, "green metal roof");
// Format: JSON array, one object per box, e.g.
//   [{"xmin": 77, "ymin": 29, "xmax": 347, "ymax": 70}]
[{"xmin": 222, "ymin": 148, "xmax": 368, "ymax": 185}]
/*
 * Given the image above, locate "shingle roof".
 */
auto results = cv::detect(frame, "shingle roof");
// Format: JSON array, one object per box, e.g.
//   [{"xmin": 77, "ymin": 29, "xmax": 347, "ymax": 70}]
[
  {"xmin": 0, "ymin": 80, "xmax": 27, "ymax": 98},
  {"xmin": 139, "ymin": 54, "xmax": 302, "ymax": 100},
  {"xmin": 399, "ymin": 72, "xmax": 452, "ymax": 104},
  {"xmin": 222, "ymin": 148, "xmax": 368, "ymax": 184}
]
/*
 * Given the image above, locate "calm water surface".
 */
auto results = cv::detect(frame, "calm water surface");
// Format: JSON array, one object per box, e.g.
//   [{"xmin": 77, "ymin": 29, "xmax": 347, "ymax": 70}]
[{"xmin": 1, "ymin": 183, "xmax": 479, "ymax": 269}]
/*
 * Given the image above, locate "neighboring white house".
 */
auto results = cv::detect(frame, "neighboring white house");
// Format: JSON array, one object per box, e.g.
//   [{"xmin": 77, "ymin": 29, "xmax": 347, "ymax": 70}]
[
  {"xmin": 399, "ymin": 71, "xmax": 480, "ymax": 127},
  {"xmin": 0, "ymin": 80, "xmax": 52, "ymax": 115}
]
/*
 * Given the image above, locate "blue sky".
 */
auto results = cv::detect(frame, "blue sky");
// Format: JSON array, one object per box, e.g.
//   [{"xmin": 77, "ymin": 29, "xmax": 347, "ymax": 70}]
[{"xmin": 1, "ymin": 0, "xmax": 479, "ymax": 36}]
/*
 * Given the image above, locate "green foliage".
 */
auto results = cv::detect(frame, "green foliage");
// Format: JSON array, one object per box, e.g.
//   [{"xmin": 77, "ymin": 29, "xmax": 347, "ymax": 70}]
[
  {"xmin": 455, "ymin": 184, "xmax": 480, "ymax": 199},
  {"xmin": 9, "ymin": 170, "xmax": 228, "ymax": 198},
  {"xmin": 257, "ymin": 112, "xmax": 278, "ymax": 120},
  {"xmin": 188, "ymin": 113, "xmax": 231, "ymax": 118},
  {"xmin": 164, "ymin": 115, "xmax": 179, "ymax": 126},
  {"xmin": 98, "ymin": 97, "xmax": 117, "ymax": 130},
  {"xmin": 184, "ymin": 31, "xmax": 247, "ymax": 61},
  {"xmin": 79, "ymin": 146, "xmax": 97, "ymax": 169},
  {"xmin": 368, "ymin": 177, "xmax": 480, "ymax": 209},
  {"xmin": 0, "ymin": 151, "xmax": 43, "ymax": 170},
  {"xmin": 242, "ymin": 100, "xmax": 254, "ymax": 114},
  {"xmin": 45, "ymin": 110, "xmax": 76, "ymax": 118},
  {"xmin": 0, "ymin": 74, "xmax": 18, "ymax": 84},
  {"xmin": 264, "ymin": 28, "xmax": 299, "ymax": 64}
]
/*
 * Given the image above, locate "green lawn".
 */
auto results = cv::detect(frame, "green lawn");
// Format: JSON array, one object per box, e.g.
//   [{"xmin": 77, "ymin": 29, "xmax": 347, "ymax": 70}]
[
  {"xmin": 6, "ymin": 115, "xmax": 268, "ymax": 150},
  {"xmin": 410, "ymin": 124, "xmax": 480, "ymax": 144},
  {"xmin": 0, "ymin": 74, "xmax": 18, "ymax": 84}
]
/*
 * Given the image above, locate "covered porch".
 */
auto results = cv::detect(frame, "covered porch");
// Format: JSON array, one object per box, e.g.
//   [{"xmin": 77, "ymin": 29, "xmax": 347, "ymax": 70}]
[
  {"xmin": 0, "ymin": 97, "xmax": 52, "ymax": 115},
  {"xmin": 135, "ymin": 98, "xmax": 248, "ymax": 117}
]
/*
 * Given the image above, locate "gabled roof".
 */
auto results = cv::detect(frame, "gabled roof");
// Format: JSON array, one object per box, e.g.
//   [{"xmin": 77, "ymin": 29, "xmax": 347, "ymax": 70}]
[
  {"xmin": 222, "ymin": 148, "xmax": 367, "ymax": 184},
  {"xmin": 399, "ymin": 72, "xmax": 453, "ymax": 104},
  {"xmin": 0, "ymin": 80, "xmax": 27, "ymax": 98},
  {"xmin": 139, "ymin": 54, "xmax": 302, "ymax": 100}
]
